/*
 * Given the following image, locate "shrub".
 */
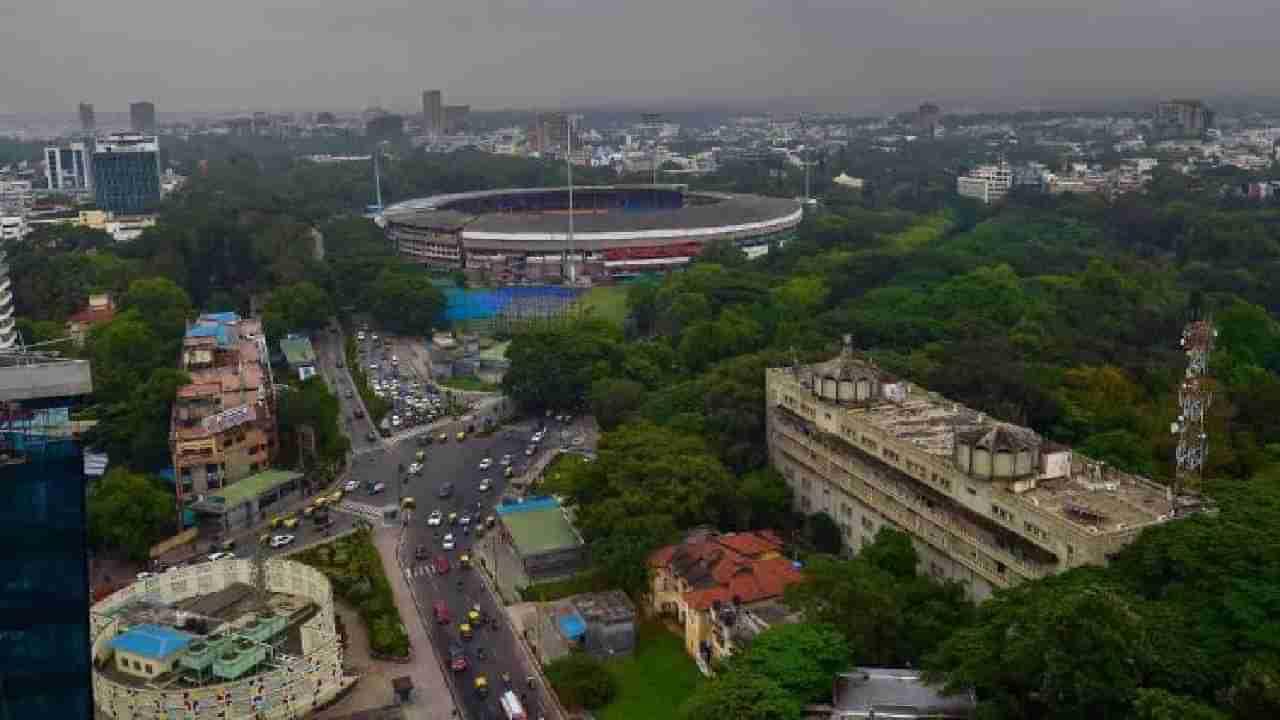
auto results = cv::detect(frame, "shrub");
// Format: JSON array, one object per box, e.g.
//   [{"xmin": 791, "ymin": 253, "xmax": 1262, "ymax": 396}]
[{"xmin": 545, "ymin": 653, "xmax": 617, "ymax": 710}]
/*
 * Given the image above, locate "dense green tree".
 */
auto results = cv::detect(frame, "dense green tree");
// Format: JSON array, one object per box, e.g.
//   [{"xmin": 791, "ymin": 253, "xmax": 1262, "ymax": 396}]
[
  {"xmin": 87, "ymin": 313, "xmax": 167, "ymax": 405},
  {"xmin": 263, "ymin": 281, "xmax": 333, "ymax": 339},
  {"xmin": 503, "ymin": 320, "xmax": 623, "ymax": 412},
  {"xmin": 679, "ymin": 671, "xmax": 803, "ymax": 720},
  {"xmin": 1131, "ymin": 689, "xmax": 1229, "ymax": 720},
  {"xmin": 277, "ymin": 377, "xmax": 352, "ymax": 468},
  {"xmin": 737, "ymin": 468, "xmax": 795, "ymax": 532},
  {"xmin": 364, "ymin": 266, "xmax": 446, "ymax": 336},
  {"xmin": 803, "ymin": 512, "xmax": 844, "ymax": 555},
  {"xmin": 121, "ymin": 276, "xmax": 194, "ymax": 345},
  {"xmin": 589, "ymin": 378, "xmax": 647, "ymax": 431},
  {"xmin": 544, "ymin": 653, "xmax": 618, "ymax": 710},
  {"xmin": 88, "ymin": 469, "xmax": 175, "ymax": 561},
  {"xmin": 727, "ymin": 623, "xmax": 852, "ymax": 703}
]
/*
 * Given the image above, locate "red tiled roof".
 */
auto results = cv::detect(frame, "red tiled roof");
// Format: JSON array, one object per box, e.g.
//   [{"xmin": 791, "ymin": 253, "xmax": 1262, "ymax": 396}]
[
  {"xmin": 649, "ymin": 530, "xmax": 803, "ymax": 609},
  {"xmin": 67, "ymin": 306, "xmax": 116, "ymax": 325}
]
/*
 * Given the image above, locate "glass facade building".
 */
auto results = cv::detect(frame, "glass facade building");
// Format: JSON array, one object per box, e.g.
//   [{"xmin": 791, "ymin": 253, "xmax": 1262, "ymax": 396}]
[
  {"xmin": 92, "ymin": 134, "xmax": 160, "ymax": 216},
  {"xmin": 0, "ymin": 439, "xmax": 92, "ymax": 719}
]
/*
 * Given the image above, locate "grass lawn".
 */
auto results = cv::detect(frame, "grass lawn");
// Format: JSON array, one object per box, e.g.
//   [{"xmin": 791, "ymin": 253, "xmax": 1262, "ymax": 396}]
[
  {"xmin": 440, "ymin": 375, "xmax": 499, "ymax": 392},
  {"xmin": 578, "ymin": 286, "xmax": 629, "ymax": 326},
  {"xmin": 598, "ymin": 621, "xmax": 703, "ymax": 720}
]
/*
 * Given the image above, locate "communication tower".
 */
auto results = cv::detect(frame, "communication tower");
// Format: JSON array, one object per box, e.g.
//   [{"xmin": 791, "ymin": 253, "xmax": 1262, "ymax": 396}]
[{"xmin": 1171, "ymin": 319, "xmax": 1216, "ymax": 494}]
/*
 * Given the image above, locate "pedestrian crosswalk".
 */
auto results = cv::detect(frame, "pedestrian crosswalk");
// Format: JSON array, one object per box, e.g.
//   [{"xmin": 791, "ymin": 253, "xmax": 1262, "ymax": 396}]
[{"xmin": 406, "ymin": 563, "xmax": 435, "ymax": 579}]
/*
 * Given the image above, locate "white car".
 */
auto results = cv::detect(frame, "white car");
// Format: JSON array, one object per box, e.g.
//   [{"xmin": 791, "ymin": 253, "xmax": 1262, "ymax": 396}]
[
  {"xmin": 478, "ymin": 478, "xmax": 492, "ymax": 493},
  {"xmin": 207, "ymin": 552, "xmax": 236, "ymax": 562},
  {"xmin": 500, "ymin": 454, "xmax": 512, "ymax": 465},
  {"xmin": 344, "ymin": 480, "xmax": 360, "ymax": 491},
  {"xmin": 372, "ymin": 334, "xmax": 380, "ymax": 341},
  {"xmin": 459, "ymin": 514, "xmax": 471, "ymax": 526},
  {"xmin": 442, "ymin": 534, "xmax": 456, "ymax": 551},
  {"xmin": 478, "ymin": 458, "xmax": 492, "ymax": 470},
  {"xmin": 408, "ymin": 462, "xmax": 423, "ymax": 475},
  {"xmin": 357, "ymin": 332, "xmax": 366, "ymax": 341},
  {"xmin": 270, "ymin": 535, "xmax": 295, "ymax": 548},
  {"xmin": 427, "ymin": 509, "xmax": 443, "ymax": 526},
  {"xmin": 392, "ymin": 415, "xmax": 402, "ymax": 427}
]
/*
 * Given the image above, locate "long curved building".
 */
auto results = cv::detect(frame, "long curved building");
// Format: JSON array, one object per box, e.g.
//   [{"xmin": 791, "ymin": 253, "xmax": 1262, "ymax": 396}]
[{"xmin": 382, "ymin": 185, "xmax": 802, "ymax": 282}]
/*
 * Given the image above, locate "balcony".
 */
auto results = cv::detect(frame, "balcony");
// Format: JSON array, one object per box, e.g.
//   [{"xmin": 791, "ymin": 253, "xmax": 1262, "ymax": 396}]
[{"xmin": 771, "ymin": 424, "xmax": 1053, "ymax": 587}]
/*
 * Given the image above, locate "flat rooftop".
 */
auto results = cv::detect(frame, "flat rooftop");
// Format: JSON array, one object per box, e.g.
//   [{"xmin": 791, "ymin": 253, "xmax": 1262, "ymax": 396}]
[
  {"xmin": 773, "ymin": 350, "xmax": 1209, "ymax": 533},
  {"xmin": 0, "ymin": 355, "xmax": 93, "ymax": 402},
  {"xmin": 497, "ymin": 497, "xmax": 582, "ymax": 556}
]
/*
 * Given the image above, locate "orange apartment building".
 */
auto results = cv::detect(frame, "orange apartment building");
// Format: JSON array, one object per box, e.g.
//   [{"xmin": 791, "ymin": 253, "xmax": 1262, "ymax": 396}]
[{"xmin": 170, "ymin": 312, "xmax": 276, "ymax": 505}]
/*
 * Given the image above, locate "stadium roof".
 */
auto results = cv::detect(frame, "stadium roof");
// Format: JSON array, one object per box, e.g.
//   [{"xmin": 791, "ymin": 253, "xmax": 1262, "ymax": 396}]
[
  {"xmin": 384, "ymin": 186, "xmax": 801, "ymax": 242},
  {"xmin": 109, "ymin": 624, "xmax": 194, "ymax": 660},
  {"xmin": 496, "ymin": 497, "xmax": 582, "ymax": 557}
]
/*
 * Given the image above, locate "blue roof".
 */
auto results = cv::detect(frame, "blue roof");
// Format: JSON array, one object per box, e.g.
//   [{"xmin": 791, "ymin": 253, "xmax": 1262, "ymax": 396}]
[
  {"xmin": 558, "ymin": 611, "xmax": 587, "ymax": 640},
  {"xmin": 201, "ymin": 312, "xmax": 240, "ymax": 323},
  {"xmin": 496, "ymin": 495, "xmax": 561, "ymax": 516},
  {"xmin": 109, "ymin": 624, "xmax": 194, "ymax": 660}
]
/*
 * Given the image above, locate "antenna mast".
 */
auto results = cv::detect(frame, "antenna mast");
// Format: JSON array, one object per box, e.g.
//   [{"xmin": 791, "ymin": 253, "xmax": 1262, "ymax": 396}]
[{"xmin": 1172, "ymin": 318, "xmax": 1216, "ymax": 503}]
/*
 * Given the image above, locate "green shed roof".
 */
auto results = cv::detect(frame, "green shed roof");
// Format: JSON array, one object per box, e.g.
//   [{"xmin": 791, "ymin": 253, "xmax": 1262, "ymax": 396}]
[
  {"xmin": 279, "ymin": 336, "xmax": 317, "ymax": 367},
  {"xmin": 205, "ymin": 469, "xmax": 303, "ymax": 510},
  {"xmin": 500, "ymin": 504, "xmax": 582, "ymax": 557}
]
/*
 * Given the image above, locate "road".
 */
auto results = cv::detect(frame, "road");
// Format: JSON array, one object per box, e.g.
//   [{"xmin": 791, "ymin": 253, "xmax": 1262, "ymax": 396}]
[{"xmin": 318, "ymin": 322, "xmax": 556, "ymax": 720}]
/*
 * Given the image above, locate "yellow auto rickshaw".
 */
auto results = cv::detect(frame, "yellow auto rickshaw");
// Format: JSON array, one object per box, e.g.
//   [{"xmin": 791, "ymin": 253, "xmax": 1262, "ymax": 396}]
[
  {"xmin": 415, "ymin": 450, "xmax": 426, "ymax": 462},
  {"xmin": 459, "ymin": 623, "xmax": 473, "ymax": 640},
  {"xmin": 401, "ymin": 497, "xmax": 417, "ymax": 512},
  {"xmin": 448, "ymin": 512, "xmax": 459, "ymax": 526},
  {"xmin": 269, "ymin": 515, "xmax": 284, "ymax": 529},
  {"xmin": 282, "ymin": 516, "xmax": 300, "ymax": 530},
  {"xmin": 459, "ymin": 553, "xmax": 472, "ymax": 568},
  {"xmin": 474, "ymin": 674, "xmax": 488, "ymax": 696},
  {"xmin": 456, "ymin": 431, "xmax": 466, "ymax": 441},
  {"xmin": 467, "ymin": 606, "xmax": 481, "ymax": 624},
  {"xmin": 329, "ymin": 490, "xmax": 344, "ymax": 504}
]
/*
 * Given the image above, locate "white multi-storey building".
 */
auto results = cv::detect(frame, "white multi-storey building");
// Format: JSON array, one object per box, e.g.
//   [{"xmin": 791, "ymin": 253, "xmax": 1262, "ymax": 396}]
[
  {"xmin": 44, "ymin": 142, "xmax": 92, "ymax": 192},
  {"xmin": 956, "ymin": 161, "xmax": 1012, "ymax": 205},
  {"xmin": 766, "ymin": 338, "xmax": 1213, "ymax": 601}
]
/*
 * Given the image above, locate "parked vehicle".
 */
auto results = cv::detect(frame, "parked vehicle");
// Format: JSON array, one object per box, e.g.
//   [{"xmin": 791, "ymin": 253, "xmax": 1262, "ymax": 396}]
[{"xmin": 434, "ymin": 601, "xmax": 451, "ymax": 624}]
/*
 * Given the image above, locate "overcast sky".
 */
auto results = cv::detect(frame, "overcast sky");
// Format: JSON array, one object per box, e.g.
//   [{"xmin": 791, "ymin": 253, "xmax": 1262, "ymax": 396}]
[{"xmin": 3, "ymin": 0, "xmax": 1278, "ymax": 114}]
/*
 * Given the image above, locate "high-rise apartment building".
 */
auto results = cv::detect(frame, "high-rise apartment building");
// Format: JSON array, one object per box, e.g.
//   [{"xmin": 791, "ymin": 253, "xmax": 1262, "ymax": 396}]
[
  {"xmin": 45, "ymin": 142, "xmax": 92, "ymax": 192},
  {"xmin": 529, "ymin": 112, "xmax": 571, "ymax": 155},
  {"xmin": 91, "ymin": 133, "xmax": 160, "ymax": 215},
  {"xmin": 78, "ymin": 103, "xmax": 95, "ymax": 134},
  {"xmin": 423, "ymin": 90, "xmax": 443, "ymax": 134},
  {"xmin": 129, "ymin": 101, "xmax": 156, "ymax": 133},
  {"xmin": 914, "ymin": 102, "xmax": 941, "ymax": 138},
  {"xmin": 1156, "ymin": 99, "xmax": 1213, "ymax": 139},
  {"xmin": 956, "ymin": 161, "xmax": 1011, "ymax": 205},
  {"xmin": 170, "ymin": 313, "xmax": 276, "ymax": 505},
  {"xmin": 765, "ymin": 339, "xmax": 1212, "ymax": 601}
]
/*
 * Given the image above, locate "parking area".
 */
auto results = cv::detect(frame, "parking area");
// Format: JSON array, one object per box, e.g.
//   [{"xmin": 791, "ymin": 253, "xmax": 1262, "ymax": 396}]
[{"xmin": 354, "ymin": 326, "xmax": 458, "ymax": 436}]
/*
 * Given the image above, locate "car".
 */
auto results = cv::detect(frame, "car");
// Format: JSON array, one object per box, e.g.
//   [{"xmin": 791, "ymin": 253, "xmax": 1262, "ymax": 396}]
[
  {"xmin": 438, "ymin": 482, "xmax": 454, "ymax": 498},
  {"xmin": 270, "ymin": 535, "xmax": 295, "ymax": 548},
  {"xmin": 427, "ymin": 509, "xmax": 443, "ymax": 526},
  {"xmin": 442, "ymin": 534, "xmax": 455, "ymax": 551},
  {"xmin": 478, "ymin": 479, "xmax": 492, "ymax": 493},
  {"xmin": 439, "ymin": 432, "xmax": 449, "ymax": 442},
  {"xmin": 370, "ymin": 482, "xmax": 386, "ymax": 495},
  {"xmin": 449, "ymin": 644, "xmax": 468, "ymax": 672},
  {"xmin": 344, "ymin": 480, "xmax": 359, "ymax": 492},
  {"xmin": 434, "ymin": 601, "xmax": 452, "ymax": 624},
  {"xmin": 369, "ymin": 362, "xmax": 378, "ymax": 370},
  {"xmin": 356, "ymin": 332, "xmax": 365, "ymax": 341},
  {"xmin": 459, "ymin": 514, "xmax": 471, "ymax": 526},
  {"xmin": 478, "ymin": 458, "xmax": 492, "ymax": 470},
  {"xmin": 371, "ymin": 334, "xmax": 379, "ymax": 341},
  {"xmin": 435, "ymin": 552, "xmax": 452, "ymax": 573},
  {"xmin": 392, "ymin": 415, "xmax": 402, "ymax": 427},
  {"xmin": 207, "ymin": 552, "xmax": 236, "ymax": 562},
  {"xmin": 500, "ymin": 454, "xmax": 512, "ymax": 466},
  {"xmin": 345, "ymin": 389, "xmax": 355, "ymax": 398},
  {"xmin": 408, "ymin": 462, "xmax": 422, "ymax": 475}
]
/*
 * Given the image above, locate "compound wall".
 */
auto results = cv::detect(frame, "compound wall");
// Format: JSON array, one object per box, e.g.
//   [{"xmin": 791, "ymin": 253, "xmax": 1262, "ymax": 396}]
[{"xmin": 91, "ymin": 558, "xmax": 352, "ymax": 719}]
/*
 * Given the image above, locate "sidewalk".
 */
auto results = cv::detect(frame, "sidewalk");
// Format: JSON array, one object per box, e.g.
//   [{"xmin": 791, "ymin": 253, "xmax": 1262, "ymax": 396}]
[{"xmin": 371, "ymin": 527, "xmax": 458, "ymax": 720}]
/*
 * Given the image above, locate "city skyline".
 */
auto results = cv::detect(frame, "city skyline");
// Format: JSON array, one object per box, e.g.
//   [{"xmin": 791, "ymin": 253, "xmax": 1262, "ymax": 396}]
[{"xmin": 2, "ymin": 0, "xmax": 1278, "ymax": 114}]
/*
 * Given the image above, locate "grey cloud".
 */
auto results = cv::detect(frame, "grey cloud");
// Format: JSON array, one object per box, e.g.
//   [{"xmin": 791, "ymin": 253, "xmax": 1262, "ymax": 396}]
[{"xmin": 1, "ymin": 0, "xmax": 1277, "ymax": 114}]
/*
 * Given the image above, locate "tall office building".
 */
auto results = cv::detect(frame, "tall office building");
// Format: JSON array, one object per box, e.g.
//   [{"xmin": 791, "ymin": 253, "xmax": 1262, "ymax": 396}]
[
  {"xmin": 44, "ymin": 142, "xmax": 92, "ymax": 192},
  {"xmin": 914, "ymin": 102, "xmax": 941, "ymax": 138},
  {"xmin": 529, "ymin": 112, "xmax": 571, "ymax": 155},
  {"xmin": 78, "ymin": 103, "xmax": 95, "ymax": 134},
  {"xmin": 129, "ymin": 101, "xmax": 156, "ymax": 133},
  {"xmin": 0, "ymin": 245, "xmax": 15, "ymax": 349},
  {"xmin": 92, "ymin": 133, "xmax": 161, "ymax": 215},
  {"xmin": 422, "ymin": 90, "xmax": 443, "ymax": 134},
  {"xmin": 0, "ymin": 350, "xmax": 95, "ymax": 719}
]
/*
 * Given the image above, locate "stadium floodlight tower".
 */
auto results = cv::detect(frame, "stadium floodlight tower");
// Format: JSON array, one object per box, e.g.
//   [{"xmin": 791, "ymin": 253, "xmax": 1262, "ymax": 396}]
[{"xmin": 565, "ymin": 115, "xmax": 577, "ymax": 285}]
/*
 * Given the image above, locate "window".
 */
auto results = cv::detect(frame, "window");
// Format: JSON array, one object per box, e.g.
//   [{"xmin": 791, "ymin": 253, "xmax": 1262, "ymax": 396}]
[
  {"xmin": 992, "ymin": 504, "xmax": 1013, "ymax": 523},
  {"xmin": 145, "ymin": 664, "xmax": 153, "ymax": 675},
  {"xmin": 967, "ymin": 486, "xmax": 977, "ymax": 496}
]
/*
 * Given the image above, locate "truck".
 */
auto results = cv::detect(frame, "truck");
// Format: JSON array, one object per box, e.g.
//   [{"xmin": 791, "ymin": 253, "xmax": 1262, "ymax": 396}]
[{"xmin": 499, "ymin": 690, "xmax": 526, "ymax": 720}]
